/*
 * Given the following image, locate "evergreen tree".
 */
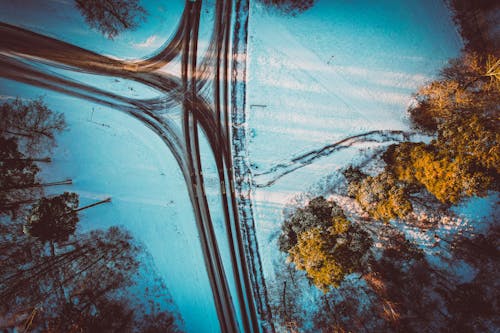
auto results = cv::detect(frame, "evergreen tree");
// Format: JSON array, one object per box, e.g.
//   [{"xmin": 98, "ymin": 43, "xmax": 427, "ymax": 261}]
[
  {"xmin": 280, "ymin": 197, "xmax": 372, "ymax": 291},
  {"xmin": 24, "ymin": 192, "xmax": 80, "ymax": 245},
  {"xmin": 346, "ymin": 169, "xmax": 413, "ymax": 222}
]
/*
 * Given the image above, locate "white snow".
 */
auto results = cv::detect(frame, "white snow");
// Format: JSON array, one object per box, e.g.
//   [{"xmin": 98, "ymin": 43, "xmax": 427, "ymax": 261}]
[
  {"xmin": 0, "ymin": 78, "xmax": 220, "ymax": 333},
  {"xmin": 245, "ymin": 0, "xmax": 462, "ymax": 327}
]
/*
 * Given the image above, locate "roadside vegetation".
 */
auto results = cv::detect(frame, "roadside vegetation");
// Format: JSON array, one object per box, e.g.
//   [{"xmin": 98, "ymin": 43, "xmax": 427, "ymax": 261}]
[
  {"xmin": 0, "ymin": 97, "xmax": 181, "ymax": 332},
  {"xmin": 275, "ymin": 5, "xmax": 499, "ymax": 332},
  {"xmin": 258, "ymin": 0, "xmax": 317, "ymax": 15}
]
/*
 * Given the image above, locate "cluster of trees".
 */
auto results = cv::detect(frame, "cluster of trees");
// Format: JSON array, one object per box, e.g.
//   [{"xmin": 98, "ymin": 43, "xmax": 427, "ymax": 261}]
[
  {"xmin": 276, "ymin": 5, "xmax": 499, "ymax": 330},
  {"xmin": 0, "ymin": 98, "xmax": 180, "ymax": 332},
  {"xmin": 346, "ymin": 51, "xmax": 499, "ymax": 222},
  {"xmin": 0, "ymin": 97, "xmax": 67, "ymax": 218},
  {"xmin": 277, "ymin": 195, "xmax": 499, "ymax": 331},
  {"xmin": 310, "ymin": 225, "xmax": 500, "ymax": 332}
]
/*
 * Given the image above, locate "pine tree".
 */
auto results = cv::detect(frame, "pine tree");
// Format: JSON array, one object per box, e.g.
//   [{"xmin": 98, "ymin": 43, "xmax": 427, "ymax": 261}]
[{"xmin": 24, "ymin": 192, "xmax": 80, "ymax": 245}]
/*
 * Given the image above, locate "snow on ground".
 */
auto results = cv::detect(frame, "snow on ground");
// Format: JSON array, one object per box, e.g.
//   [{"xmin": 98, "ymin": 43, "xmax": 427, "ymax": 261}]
[
  {"xmin": 0, "ymin": 78, "xmax": 220, "ymax": 333},
  {"xmin": 245, "ymin": 0, "xmax": 462, "ymax": 323},
  {"xmin": 0, "ymin": 2, "xmax": 241, "ymax": 331}
]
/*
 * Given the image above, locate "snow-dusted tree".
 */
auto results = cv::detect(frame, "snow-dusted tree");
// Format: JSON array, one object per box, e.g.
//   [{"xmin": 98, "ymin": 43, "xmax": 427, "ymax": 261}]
[
  {"xmin": 279, "ymin": 196, "xmax": 338, "ymax": 253},
  {"xmin": 280, "ymin": 197, "xmax": 372, "ymax": 291},
  {"xmin": 347, "ymin": 169, "xmax": 413, "ymax": 222},
  {"xmin": 74, "ymin": 0, "xmax": 147, "ymax": 39}
]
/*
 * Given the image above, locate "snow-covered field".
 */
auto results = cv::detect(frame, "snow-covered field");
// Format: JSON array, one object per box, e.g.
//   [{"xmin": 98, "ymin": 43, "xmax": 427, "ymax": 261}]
[
  {"xmin": 2, "ymin": 0, "xmax": 494, "ymax": 331},
  {"xmin": 0, "ymin": 78, "xmax": 222, "ymax": 333},
  {"xmin": 245, "ymin": 0, "xmax": 463, "ymax": 323}
]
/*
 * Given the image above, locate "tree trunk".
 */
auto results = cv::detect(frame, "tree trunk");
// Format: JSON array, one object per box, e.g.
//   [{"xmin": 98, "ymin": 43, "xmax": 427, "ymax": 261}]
[
  {"xmin": 75, "ymin": 197, "xmax": 111, "ymax": 212},
  {"xmin": 0, "ymin": 157, "xmax": 51, "ymax": 163},
  {"xmin": 49, "ymin": 241, "xmax": 67, "ymax": 304},
  {"xmin": 1, "ymin": 179, "xmax": 72, "ymax": 191},
  {"xmin": 282, "ymin": 281, "xmax": 288, "ymax": 319}
]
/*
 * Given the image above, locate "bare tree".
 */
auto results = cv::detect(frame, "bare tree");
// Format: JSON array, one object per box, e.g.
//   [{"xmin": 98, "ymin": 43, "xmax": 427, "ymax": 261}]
[
  {"xmin": 74, "ymin": 0, "xmax": 147, "ymax": 39},
  {"xmin": 0, "ymin": 97, "xmax": 66, "ymax": 155}
]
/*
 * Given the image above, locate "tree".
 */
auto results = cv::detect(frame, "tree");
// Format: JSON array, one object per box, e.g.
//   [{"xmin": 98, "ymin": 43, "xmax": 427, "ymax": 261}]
[
  {"xmin": 0, "ymin": 97, "xmax": 66, "ymax": 155},
  {"xmin": 437, "ymin": 112, "xmax": 499, "ymax": 175},
  {"xmin": 279, "ymin": 196, "xmax": 340, "ymax": 252},
  {"xmin": 258, "ymin": 0, "xmax": 317, "ymax": 15},
  {"xmin": 383, "ymin": 114, "xmax": 498, "ymax": 205},
  {"xmin": 1, "ymin": 227, "xmax": 137, "ymax": 324},
  {"xmin": 346, "ymin": 53, "xmax": 499, "ymax": 217},
  {"xmin": 24, "ymin": 192, "xmax": 80, "ymax": 245},
  {"xmin": 45, "ymin": 300, "xmax": 134, "ymax": 333},
  {"xmin": 288, "ymin": 221, "xmax": 371, "ymax": 292},
  {"xmin": 0, "ymin": 136, "xmax": 41, "ymax": 217},
  {"xmin": 0, "ymin": 225, "xmax": 181, "ymax": 332},
  {"xmin": 347, "ymin": 169, "xmax": 413, "ymax": 222},
  {"xmin": 288, "ymin": 227, "xmax": 345, "ymax": 291},
  {"xmin": 74, "ymin": 0, "xmax": 147, "ymax": 39},
  {"xmin": 408, "ymin": 53, "xmax": 499, "ymax": 133},
  {"xmin": 280, "ymin": 197, "xmax": 372, "ymax": 291},
  {"xmin": 447, "ymin": 0, "xmax": 500, "ymax": 54}
]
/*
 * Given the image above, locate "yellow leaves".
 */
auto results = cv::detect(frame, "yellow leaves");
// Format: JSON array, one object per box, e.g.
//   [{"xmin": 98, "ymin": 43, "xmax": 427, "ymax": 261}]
[
  {"xmin": 330, "ymin": 216, "xmax": 350, "ymax": 235},
  {"xmin": 484, "ymin": 55, "xmax": 500, "ymax": 89},
  {"xmin": 288, "ymin": 227, "xmax": 345, "ymax": 292},
  {"xmin": 410, "ymin": 52, "xmax": 500, "ymax": 132}
]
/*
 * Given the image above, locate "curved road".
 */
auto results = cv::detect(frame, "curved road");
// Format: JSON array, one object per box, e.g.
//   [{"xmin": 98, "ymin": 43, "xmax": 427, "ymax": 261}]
[{"xmin": 0, "ymin": 1, "xmax": 268, "ymax": 332}]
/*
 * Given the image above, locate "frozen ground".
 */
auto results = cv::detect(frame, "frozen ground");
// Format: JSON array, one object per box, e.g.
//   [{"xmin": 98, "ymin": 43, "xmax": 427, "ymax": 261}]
[
  {"xmin": 0, "ymin": 78, "xmax": 221, "ymax": 333},
  {"xmin": 245, "ymin": 0, "xmax": 463, "ymax": 318},
  {"xmin": 0, "ymin": 0, "xmax": 482, "ymax": 331}
]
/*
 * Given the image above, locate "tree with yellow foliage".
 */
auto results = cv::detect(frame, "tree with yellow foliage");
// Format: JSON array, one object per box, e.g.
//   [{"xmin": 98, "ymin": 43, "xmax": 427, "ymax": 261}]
[
  {"xmin": 347, "ymin": 52, "xmax": 499, "ymax": 217},
  {"xmin": 282, "ymin": 198, "xmax": 372, "ymax": 291},
  {"xmin": 409, "ymin": 53, "xmax": 499, "ymax": 132}
]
